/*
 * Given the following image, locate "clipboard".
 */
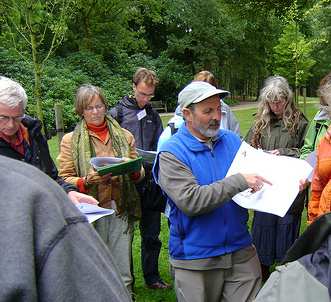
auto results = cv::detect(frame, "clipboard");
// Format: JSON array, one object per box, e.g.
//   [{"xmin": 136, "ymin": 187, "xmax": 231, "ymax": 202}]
[{"xmin": 90, "ymin": 156, "xmax": 143, "ymax": 176}]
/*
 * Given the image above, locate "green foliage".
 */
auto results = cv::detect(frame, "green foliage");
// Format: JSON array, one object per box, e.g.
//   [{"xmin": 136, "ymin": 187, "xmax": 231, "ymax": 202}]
[
  {"xmin": 1, "ymin": 0, "xmax": 331, "ymax": 132},
  {"xmin": 303, "ymin": 0, "xmax": 331, "ymax": 94},
  {"xmin": 273, "ymin": 22, "xmax": 316, "ymax": 87},
  {"xmin": 0, "ymin": 48, "xmax": 36, "ymax": 116},
  {"xmin": 166, "ymin": 0, "xmax": 228, "ymax": 71},
  {"xmin": 0, "ymin": 48, "xmax": 130, "ymax": 131},
  {"xmin": 1, "ymin": 0, "xmax": 77, "ymax": 133},
  {"xmin": 2, "ymin": 0, "xmax": 76, "ymax": 57},
  {"xmin": 64, "ymin": 0, "xmax": 148, "ymax": 56},
  {"xmin": 63, "ymin": 51, "xmax": 111, "ymax": 85}
]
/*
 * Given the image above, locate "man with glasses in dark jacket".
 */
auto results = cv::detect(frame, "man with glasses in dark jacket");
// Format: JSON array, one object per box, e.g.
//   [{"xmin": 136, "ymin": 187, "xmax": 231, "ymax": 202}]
[{"xmin": 110, "ymin": 68, "xmax": 169, "ymax": 289}]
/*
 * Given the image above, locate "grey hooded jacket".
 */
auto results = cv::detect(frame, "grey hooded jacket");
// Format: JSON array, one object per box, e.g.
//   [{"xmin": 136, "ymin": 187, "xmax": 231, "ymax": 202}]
[{"xmin": 0, "ymin": 155, "xmax": 131, "ymax": 302}]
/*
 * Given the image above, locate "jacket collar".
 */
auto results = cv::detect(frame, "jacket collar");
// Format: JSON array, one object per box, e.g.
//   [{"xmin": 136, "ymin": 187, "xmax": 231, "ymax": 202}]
[
  {"xmin": 120, "ymin": 95, "xmax": 153, "ymax": 111},
  {"xmin": 21, "ymin": 115, "xmax": 41, "ymax": 131}
]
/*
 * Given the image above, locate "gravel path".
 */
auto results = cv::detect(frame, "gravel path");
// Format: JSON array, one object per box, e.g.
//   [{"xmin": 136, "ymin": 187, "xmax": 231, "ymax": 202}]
[{"xmin": 159, "ymin": 101, "xmax": 259, "ymax": 116}]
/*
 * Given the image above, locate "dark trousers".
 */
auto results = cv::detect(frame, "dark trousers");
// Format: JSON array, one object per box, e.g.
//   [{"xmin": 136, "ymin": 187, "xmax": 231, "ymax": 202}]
[
  {"xmin": 140, "ymin": 206, "xmax": 162, "ymax": 284},
  {"xmin": 136, "ymin": 177, "xmax": 163, "ymax": 285}
]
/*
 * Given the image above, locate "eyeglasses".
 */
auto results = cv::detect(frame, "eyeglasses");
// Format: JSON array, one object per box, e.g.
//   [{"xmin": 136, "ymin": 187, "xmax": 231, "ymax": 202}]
[
  {"xmin": 135, "ymin": 89, "xmax": 154, "ymax": 99},
  {"xmin": 84, "ymin": 104, "xmax": 105, "ymax": 112},
  {"xmin": 0, "ymin": 114, "xmax": 25, "ymax": 124}
]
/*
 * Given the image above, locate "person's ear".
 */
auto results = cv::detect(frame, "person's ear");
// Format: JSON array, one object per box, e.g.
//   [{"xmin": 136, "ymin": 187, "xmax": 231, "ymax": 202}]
[{"xmin": 182, "ymin": 107, "xmax": 193, "ymax": 122}]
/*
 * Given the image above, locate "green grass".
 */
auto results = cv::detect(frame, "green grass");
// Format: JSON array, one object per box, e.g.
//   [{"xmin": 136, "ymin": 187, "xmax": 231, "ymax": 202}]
[
  {"xmin": 48, "ymin": 99, "xmax": 319, "ymax": 301},
  {"xmin": 160, "ymin": 98, "xmax": 319, "ymax": 137}
]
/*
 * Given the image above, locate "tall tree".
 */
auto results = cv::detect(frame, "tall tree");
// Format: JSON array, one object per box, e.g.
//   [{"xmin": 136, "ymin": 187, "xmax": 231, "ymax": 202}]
[
  {"xmin": 302, "ymin": 0, "xmax": 331, "ymax": 94},
  {"xmin": 64, "ymin": 0, "xmax": 148, "ymax": 57},
  {"xmin": 271, "ymin": 0, "xmax": 330, "ymax": 99},
  {"xmin": 165, "ymin": 0, "xmax": 236, "ymax": 75},
  {"xmin": 2, "ymin": 0, "xmax": 75, "ymax": 131},
  {"xmin": 273, "ymin": 22, "xmax": 315, "ymax": 88},
  {"xmin": 214, "ymin": 1, "xmax": 282, "ymax": 98}
]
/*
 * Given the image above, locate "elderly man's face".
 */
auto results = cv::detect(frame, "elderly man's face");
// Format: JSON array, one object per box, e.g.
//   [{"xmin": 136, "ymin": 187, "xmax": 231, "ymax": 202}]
[
  {"xmin": 183, "ymin": 95, "xmax": 221, "ymax": 140},
  {"xmin": 0, "ymin": 103, "xmax": 25, "ymax": 138}
]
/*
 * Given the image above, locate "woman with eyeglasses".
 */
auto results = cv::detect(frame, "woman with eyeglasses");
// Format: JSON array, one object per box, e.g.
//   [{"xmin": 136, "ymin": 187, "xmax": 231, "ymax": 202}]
[
  {"xmin": 245, "ymin": 76, "xmax": 308, "ymax": 282},
  {"xmin": 57, "ymin": 84, "xmax": 144, "ymax": 294}
]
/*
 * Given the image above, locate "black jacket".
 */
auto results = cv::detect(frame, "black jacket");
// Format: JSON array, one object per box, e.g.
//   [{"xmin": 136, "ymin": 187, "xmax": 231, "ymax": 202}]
[
  {"xmin": 109, "ymin": 96, "xmax": 166, "ymax": 212},
  {"xmin": 109, "ymin": 96, "xmax": 163, "ymax": 152},
  {"xmin": 0, "ymin": 115, "xmax": 76, "ymax": 193}
]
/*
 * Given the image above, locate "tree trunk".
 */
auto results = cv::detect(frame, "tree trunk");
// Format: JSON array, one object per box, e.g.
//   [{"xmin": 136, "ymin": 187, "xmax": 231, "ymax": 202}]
[
  {"xmin": 54, "ymin": 103, "xmax": 64, "ymax": 147},
  {"xmin": 82, "ymin": 14, "xmax": 92, "ymax": 50},
  {"xmin": 31, "ymin": 31, "xmax": 45, "ymax": 135}
]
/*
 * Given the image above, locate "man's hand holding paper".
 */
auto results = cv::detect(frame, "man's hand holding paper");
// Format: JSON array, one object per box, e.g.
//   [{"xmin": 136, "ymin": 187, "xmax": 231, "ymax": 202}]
[{"xmin": 226, "ymin": 141, "xmax": 313, "ymax": 217}]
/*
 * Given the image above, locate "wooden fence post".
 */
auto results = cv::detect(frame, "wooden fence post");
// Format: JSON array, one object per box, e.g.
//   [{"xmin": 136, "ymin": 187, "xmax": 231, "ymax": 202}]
[{"xmin": 54, "ymin": 103, "xmax": 64, "ymax": 147}]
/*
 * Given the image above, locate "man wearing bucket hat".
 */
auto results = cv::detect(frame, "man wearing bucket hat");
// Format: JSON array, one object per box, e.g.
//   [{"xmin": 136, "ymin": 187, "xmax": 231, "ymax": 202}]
[{"xmin": 153, "ymin": 81, "xmax": 271, "ymax": 302}]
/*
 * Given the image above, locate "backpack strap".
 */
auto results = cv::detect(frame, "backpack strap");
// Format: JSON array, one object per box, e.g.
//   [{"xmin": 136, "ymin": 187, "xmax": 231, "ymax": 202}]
[
  {"xmin": 313, "ymin": 123, "xmax": 323, "ymax": 148},
  {"xmin": 168, "ymin": 122, "xmax": 178, "ymax": 135}
]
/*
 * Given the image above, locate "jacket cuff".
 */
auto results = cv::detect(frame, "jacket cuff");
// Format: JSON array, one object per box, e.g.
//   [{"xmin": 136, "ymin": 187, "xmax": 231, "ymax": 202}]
[
  {"xmin": 62, "ymin": 182, "xmax": 77, "ymax": 193},
  {"xmin": 76, "ymin": 178, "xmax": 88, "ymax": 193},
  {"xmin": 130, "ymin": 171, "xmax": 141, "ymax": 183}
]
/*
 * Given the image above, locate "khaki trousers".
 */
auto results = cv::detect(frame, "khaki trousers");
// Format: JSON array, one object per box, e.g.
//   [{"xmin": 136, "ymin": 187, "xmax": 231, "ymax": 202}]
[
  {"xmin": 174, "ymin": 252, "xmax": 262, "ymax": 302},
  {"xmin": 94, "ymin": 215, "xmax": 134, "ymax": 294}
]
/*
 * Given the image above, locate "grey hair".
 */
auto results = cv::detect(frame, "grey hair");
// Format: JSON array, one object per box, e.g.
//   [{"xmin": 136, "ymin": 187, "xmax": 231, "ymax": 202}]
[
  {"xmin": 259, "ymin": 76, "xmax": 293, "ymax": 104},
  {"xmin": 249, "ymin": 75, "xmax": 301, "ymax": 148},
  {"xmin": 0, "ymin": 76, "xmax": 28, "ymax": 109}
]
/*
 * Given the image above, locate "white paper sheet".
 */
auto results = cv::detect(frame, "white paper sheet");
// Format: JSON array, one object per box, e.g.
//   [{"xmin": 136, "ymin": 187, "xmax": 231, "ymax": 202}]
[
  {"xmin": 76, "ymin": 203, "xmax": 115, "ymax": 223},
  {"xmin": 136, "ymin": 148, "xmax": 157, "ymax": 165},
  {"xmin": 226, "ymin": 141, "xmax": 313, "ymax": 217},
  {"xmin": 306, "ymin": 151, "xmax": 317, "ymax": 182},
  {"xmin": 90, "ymin": 157, "xmax": 124, "ymax": 170}
]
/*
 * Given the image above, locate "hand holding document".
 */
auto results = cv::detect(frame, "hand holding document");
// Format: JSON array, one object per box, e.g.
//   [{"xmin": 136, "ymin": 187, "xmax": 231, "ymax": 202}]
[
  {"xmin": 226, "ymin": 142, "xmax": 313, "ymax": 217},
  {"xmin": 76, "ymin": 203, "xmax": 114, "ymax": 223},
  {"xmin": 90, "ymin": 156, "xmax": 142, "ymax": 176}
]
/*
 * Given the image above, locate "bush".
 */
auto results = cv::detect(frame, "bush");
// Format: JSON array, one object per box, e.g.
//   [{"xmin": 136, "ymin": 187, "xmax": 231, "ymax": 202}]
[
  {"xmin": 0, "ymin": 47, "xmax": 193, "ymax": 132},
  {"xmin": 62, "ymin": 51, "xmax": 111, "ymax": 86},
  {"xmin": 0, "ymin": 48, "xmax": 132, "ymax": 132}
]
